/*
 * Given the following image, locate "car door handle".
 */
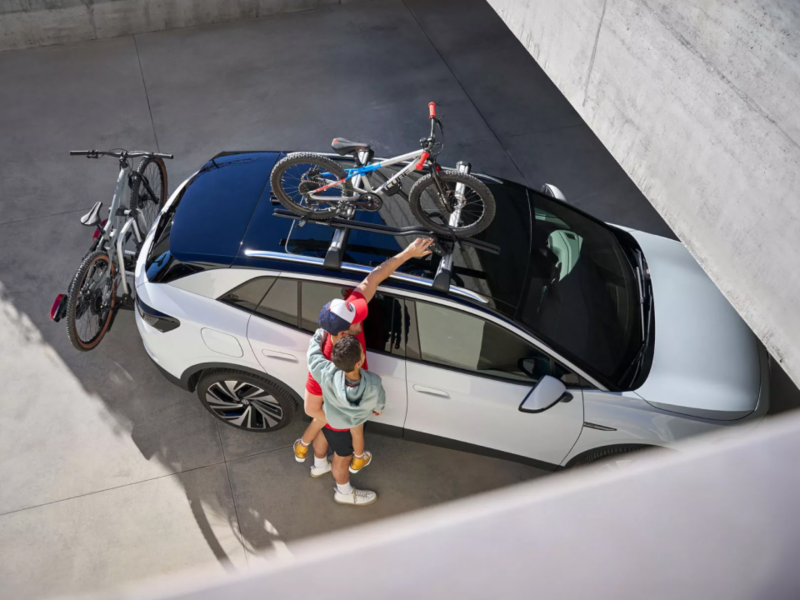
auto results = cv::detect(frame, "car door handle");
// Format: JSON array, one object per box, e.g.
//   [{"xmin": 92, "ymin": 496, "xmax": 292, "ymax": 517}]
[
  {"xmin": 262, "ymin": 350, "xmax": 299, "ymax": 363},
  {"xmin": 413, "ymin": 385, "xmax": 450, "ymax": 398}
]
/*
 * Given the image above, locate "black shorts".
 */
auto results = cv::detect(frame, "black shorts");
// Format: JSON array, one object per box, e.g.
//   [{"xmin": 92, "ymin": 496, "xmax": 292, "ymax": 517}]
[{"xmin": 322, "ymin": 426, "xmax": 353, "ymax": 457}]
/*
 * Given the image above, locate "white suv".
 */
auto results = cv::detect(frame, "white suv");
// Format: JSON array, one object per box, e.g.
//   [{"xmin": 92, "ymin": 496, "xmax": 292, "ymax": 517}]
[{"xmin": 134, "ymin": 151, "xmax": 769, "ymax": 470}]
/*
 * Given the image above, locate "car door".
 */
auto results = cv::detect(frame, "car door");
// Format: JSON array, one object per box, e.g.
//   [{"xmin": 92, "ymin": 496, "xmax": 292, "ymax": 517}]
[
  {"xmin": 294, "ymin": 279, "xmax": 408, "ymax": 430},
  {"xmin": 234, "ymin": 276, "xmax": 310, "ymax": 397},
  {"xmin": 404, "ymin": 299, "xmax": 584, "ymax": 466}
]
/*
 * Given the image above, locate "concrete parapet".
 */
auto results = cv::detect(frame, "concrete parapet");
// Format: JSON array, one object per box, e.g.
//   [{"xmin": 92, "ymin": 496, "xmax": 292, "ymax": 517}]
[{"xmin": 0, "ymin": 0, "xmax": 367, "ymax": 52}]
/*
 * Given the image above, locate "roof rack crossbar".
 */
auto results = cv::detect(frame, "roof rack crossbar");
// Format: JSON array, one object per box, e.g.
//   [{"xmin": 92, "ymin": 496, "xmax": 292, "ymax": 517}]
[{"xmin": 272, "ymin": 209, "xmax": 500, "ymax": 255}]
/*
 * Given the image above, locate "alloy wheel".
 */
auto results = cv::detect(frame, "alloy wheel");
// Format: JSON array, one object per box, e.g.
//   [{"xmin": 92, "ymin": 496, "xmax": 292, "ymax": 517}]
[{"xmin": 205, "ymin": 380, "xmax": 284, "ymax": 430}]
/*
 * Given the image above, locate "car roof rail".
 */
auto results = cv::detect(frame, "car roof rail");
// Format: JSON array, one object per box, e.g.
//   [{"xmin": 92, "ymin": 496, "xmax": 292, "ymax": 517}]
[{"xmin": 269, "ymin": 161, "xmax": 500, "ymax": 296}]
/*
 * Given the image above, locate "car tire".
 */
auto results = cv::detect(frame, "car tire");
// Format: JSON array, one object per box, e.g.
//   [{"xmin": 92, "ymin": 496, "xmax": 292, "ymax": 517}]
[
  {"xmin": 196, "ymin": 369, "xmax": 296, "ymax": 432},
  {"xmin": 572, "ymin": 446, "xmax": 644, "ymax": 471}
]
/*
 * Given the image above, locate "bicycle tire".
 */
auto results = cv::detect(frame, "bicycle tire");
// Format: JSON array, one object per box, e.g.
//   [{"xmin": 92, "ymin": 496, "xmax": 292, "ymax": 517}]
[
  {"xmin": 409, "ymin": 170, "xmax": 496, "ymax": 238},
  {"xmin": 270, "ymin": 152, "xmax": 349, "ymax": 221},
  {"xmin": 66, "ymin": 250, "xmax": 117, "ymax": 352},
  {"xmin": 129, "ymin": 156, "xmax": 168, "ymax": 237}
]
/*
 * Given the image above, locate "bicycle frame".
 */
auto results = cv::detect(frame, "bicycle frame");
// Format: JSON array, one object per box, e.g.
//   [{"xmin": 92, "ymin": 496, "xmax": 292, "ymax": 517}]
[
  {"xmin": 93, "ymin": 162, "xmax": 144, "ymax": 297},
  {"xmin": 347, "ymin": 148, "xmax": 427, "ymax": 194},
  {"xmin": 311, "ymin": 148, "xmax": 428, "ymax": 201}
]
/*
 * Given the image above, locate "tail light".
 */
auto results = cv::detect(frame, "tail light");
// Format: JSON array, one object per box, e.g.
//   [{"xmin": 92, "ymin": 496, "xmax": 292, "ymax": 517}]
[
  {"xmin": 136, "ymin": 296, "xmax": 180, "ymax": 332},
  {"xmin": 50, "ymin": 294, "xmax": 68, "ymax": 322}
]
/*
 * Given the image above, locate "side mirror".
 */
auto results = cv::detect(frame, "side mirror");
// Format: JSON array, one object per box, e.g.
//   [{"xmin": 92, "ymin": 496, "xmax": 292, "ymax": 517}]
[
  {"xmin": 519, "ymin": 375, "xmax": 571, "ymax": 413},
  {"xmin": 541, "ymin": 183, "xmax": 567, "ymax": 202}
]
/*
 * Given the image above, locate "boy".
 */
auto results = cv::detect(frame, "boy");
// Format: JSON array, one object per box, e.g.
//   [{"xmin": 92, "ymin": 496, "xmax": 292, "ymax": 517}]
[{"xmin": 307, "ymin": 328, "xmax": 386, "ymax": 477}]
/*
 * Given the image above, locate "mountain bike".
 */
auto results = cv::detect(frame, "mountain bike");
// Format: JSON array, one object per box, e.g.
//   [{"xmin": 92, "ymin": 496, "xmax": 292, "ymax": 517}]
[
  {"xmin": 50, "ymin": 149, "xmax": 173, "ymax": 352},
  {"xmin": 270, "ymin": 103, "xmax": 496, "ymax": 238}
]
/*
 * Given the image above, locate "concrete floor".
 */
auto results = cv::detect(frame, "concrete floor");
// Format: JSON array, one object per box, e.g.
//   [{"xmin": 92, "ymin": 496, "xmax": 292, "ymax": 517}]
[{"xmin": 2, "ymin": 0, "xmax": 788, "ymax": 598}]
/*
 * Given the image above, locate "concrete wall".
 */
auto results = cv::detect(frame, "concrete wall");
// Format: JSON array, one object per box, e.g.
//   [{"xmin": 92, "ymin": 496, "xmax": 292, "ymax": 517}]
[
  {"xmin": 487, "ymin": 0, "xmax": 800, "ymax": 388},
  {"xmin": 0, "ymin": 0, "xmax": 368, "ymax": 52}
]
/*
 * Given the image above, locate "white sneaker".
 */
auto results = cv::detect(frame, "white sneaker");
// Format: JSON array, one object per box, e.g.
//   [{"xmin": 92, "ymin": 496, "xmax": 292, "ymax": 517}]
[
  {"xmin": 334, "ymin": 487, "xmax": 377, "ymax": 506},
  {"xmin": 310, "ymin": 459, "xmax": 332, "ymax": 478}
]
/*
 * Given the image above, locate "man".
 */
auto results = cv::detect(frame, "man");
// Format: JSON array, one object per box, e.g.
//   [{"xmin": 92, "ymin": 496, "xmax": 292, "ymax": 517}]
[{"xmin": 294, "ymin": 237, "xmax": 433, "ymax": 505}]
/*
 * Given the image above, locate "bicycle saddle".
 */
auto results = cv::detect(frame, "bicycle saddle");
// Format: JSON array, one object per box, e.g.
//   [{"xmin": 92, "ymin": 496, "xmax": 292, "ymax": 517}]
[
  {"xmin": 331, "ymin": 138, "xmax": 371, "ymax": 156},
  {"xmin": 80, "ymin": 201, "xmax": 103, "ymax": 227}
]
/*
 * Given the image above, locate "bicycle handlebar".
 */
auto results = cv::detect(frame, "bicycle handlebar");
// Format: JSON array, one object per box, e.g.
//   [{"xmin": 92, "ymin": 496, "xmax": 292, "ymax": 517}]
[
  {"xmin": 69, "ymin": 149, "xmax": 174, "ymax": 159},
  {"xmin": 428, "ymin": 102, "xmax": 437, "ymax": 119}
]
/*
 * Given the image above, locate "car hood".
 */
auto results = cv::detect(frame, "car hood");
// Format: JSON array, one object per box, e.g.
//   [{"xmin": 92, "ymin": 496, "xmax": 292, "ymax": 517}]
[{"xmin": 629, "ymin": 230, "xmax": 762, "ymax": 420}]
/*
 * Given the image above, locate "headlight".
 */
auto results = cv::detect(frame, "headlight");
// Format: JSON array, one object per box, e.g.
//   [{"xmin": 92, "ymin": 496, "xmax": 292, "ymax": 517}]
[{"xmin": 136, "ymin": 296, "xmax": 180, "ymax": 333}]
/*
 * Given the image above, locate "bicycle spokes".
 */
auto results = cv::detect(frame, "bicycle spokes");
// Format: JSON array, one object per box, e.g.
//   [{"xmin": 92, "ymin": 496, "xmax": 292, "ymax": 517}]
[
  {"xmin": 74, "ymin": 260, "xmax": 113, "ymax": 344},
  {"xmin": 137, "ymin": 161, "xmax": 163, "ymax": 230},
  {"xmin": 279, "ymin": 161, "xmax": 347, "ymax": 209},
  {"xmin": 418, "ymin": 180, "xmax": 486, "ymax": 231}
]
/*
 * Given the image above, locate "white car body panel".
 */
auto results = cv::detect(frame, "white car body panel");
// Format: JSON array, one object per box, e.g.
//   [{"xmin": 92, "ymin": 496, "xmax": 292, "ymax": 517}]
[
  {"xmin": 135, "ymin": 276, "xmax": 261, "ymax": 381},
  {"xmin": 246, "ymin": 314, "xmax": 313, "ymax": 401},
  {"xmin": 405, "ymin": 361, "xmax": 584, "ymax": 466},
  {"xmin": 630, "ymin": 230, "xmax": 762, "ymax": 419}
]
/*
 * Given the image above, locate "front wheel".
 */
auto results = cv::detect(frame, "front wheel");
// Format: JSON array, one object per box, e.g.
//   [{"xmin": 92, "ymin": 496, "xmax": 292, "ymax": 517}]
[
  {"xmin": 66, "ymin": 250, "xmax": 117, "ymax": 352},
  {"xmin": 409, "ymin": 170, "xmax": 496, "ymax": 238},
  {"xmin": 270, "ymin": 152, "xmax": 350, "ymax": 221},
  {"xmin": 130, "ymin": 156, "xmax": 168, "ymax": 239}
]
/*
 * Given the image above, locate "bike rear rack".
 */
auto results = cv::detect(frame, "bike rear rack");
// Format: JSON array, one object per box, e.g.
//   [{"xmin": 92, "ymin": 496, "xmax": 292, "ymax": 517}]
[{"xmin": 271, "ymin": 163, "xmax": 500, "ymax": 295}]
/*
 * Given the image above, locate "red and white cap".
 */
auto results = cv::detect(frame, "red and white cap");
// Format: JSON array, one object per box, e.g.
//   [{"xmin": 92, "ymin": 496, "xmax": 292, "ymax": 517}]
[{"xmin": 318, "ymin": 297, "xmax": 368, "ymax": 334}]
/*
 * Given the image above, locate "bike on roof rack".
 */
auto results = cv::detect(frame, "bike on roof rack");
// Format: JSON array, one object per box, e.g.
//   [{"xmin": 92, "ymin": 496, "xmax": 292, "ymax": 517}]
[
  {"xmin": 50, "ymin": 148, "xmax": 173, "ymax": 352},
  {"xmin": 268, "ymin": 153, "xmax": 502, "ymax": 297},
  {"xmin": 269, "ymin": 102, "xmax": 496, "ymax": 238}
]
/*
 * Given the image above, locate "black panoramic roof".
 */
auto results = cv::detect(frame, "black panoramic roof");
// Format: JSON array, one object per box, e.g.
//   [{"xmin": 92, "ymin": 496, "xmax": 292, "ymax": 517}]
[{"xmin": 152, "ymin": 150, "xmax": 533, "ymax": 317}]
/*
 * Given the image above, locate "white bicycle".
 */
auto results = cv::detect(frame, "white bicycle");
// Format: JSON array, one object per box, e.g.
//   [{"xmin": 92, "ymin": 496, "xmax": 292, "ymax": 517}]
[
  {"xmin": 51, "ymin": 148, "xmax": 173, "ymax": 351},
  {"xmin": 270, "ymin": 102, "xmax": 496, "ymax": 238}
]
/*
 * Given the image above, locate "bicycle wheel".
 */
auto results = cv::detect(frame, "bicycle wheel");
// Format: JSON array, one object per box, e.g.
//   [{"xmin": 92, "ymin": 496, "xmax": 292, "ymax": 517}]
[
  {"xmin": 270, "ymin": 152, "xmax": 350, "ymax": 220},
  {"xmin": 66, "ymin": 250, "xmax": 117, "ymax": 352},
  {"xmin": 409, "ymin": 170, "xmax": 496, "ymax": 238},
  {"xmin": 130, "ymin": 156, "xmax": 168, "ymax": 236}
]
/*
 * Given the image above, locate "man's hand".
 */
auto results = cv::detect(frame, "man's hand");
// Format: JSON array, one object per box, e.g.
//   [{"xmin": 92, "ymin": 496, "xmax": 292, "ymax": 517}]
[
  {"xmin": 402, "ymin": 237, "xmax": 434, "ymax": 259},
  {"xmin": 372, "ymin": 411, "xmax": 382, "ymax": 417}
]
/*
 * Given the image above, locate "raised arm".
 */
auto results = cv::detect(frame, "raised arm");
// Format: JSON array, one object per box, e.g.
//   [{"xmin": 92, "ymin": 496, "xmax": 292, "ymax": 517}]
[{"xmin": 355, "ymin": 237, "xmax": 434, "ymax": 302}]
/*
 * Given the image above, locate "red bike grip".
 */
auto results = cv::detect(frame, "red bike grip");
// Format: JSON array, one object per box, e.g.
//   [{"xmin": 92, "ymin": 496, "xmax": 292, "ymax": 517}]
[
  {"xmin": 416, "ymin": 151, "xmax": 430, "ymax": 170},
  {"xmin": 428, "ymin": 102, "xmax": 437, "ymax": 119}
]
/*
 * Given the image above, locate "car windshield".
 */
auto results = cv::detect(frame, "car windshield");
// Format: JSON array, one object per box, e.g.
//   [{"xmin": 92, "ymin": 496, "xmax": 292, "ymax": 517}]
[{"xmin": 518, "ymin": 193, "xmax": 642, "ymax": 388}]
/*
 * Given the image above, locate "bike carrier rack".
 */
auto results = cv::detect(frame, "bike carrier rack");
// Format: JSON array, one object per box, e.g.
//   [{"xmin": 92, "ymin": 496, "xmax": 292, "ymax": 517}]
[{"xmin": 272, "ymin": 162, "xmax": 500, "ymax": 295}]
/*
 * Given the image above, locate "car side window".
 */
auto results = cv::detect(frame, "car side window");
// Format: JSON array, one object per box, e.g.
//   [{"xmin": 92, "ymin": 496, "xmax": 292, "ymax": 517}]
[
  {"xmin": 408, "ymin": 300, "xmax": 577, "ymax": 385},
  {"xmin": 218, "ymin": 277, "xmax": 276, "ymax": 312},
  {"xmin": 298, "ymin": 280, "xmax": 407, "ymax": 355},
  {"xmin": 255, "ymin": 278, "xmax": 299, "ymax": 327}
]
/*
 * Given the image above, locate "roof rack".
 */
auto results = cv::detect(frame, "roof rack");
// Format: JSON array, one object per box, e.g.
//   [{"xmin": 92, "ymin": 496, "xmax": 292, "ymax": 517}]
[{"xmin": 271, "ymin": 162, "xmax": 500, "ymax": 295}]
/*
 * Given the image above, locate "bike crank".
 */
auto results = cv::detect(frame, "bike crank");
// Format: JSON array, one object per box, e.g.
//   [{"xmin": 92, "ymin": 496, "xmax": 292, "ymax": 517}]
[{"xmin": 350, "ymin": 193, "xmax": 383, "ymax": 213}]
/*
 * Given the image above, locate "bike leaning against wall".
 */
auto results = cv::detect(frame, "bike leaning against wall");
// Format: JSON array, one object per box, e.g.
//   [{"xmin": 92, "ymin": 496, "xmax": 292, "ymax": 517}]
[{"xmin": 50, "ymin": 149, "xmax": 173, "ymax": 351}]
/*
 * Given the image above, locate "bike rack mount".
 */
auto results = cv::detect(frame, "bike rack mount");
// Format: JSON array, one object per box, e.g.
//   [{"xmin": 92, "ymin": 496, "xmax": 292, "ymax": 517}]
[{"xmin": 271, "ymin": 161, "xmax": 500, "ymax": 296}]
